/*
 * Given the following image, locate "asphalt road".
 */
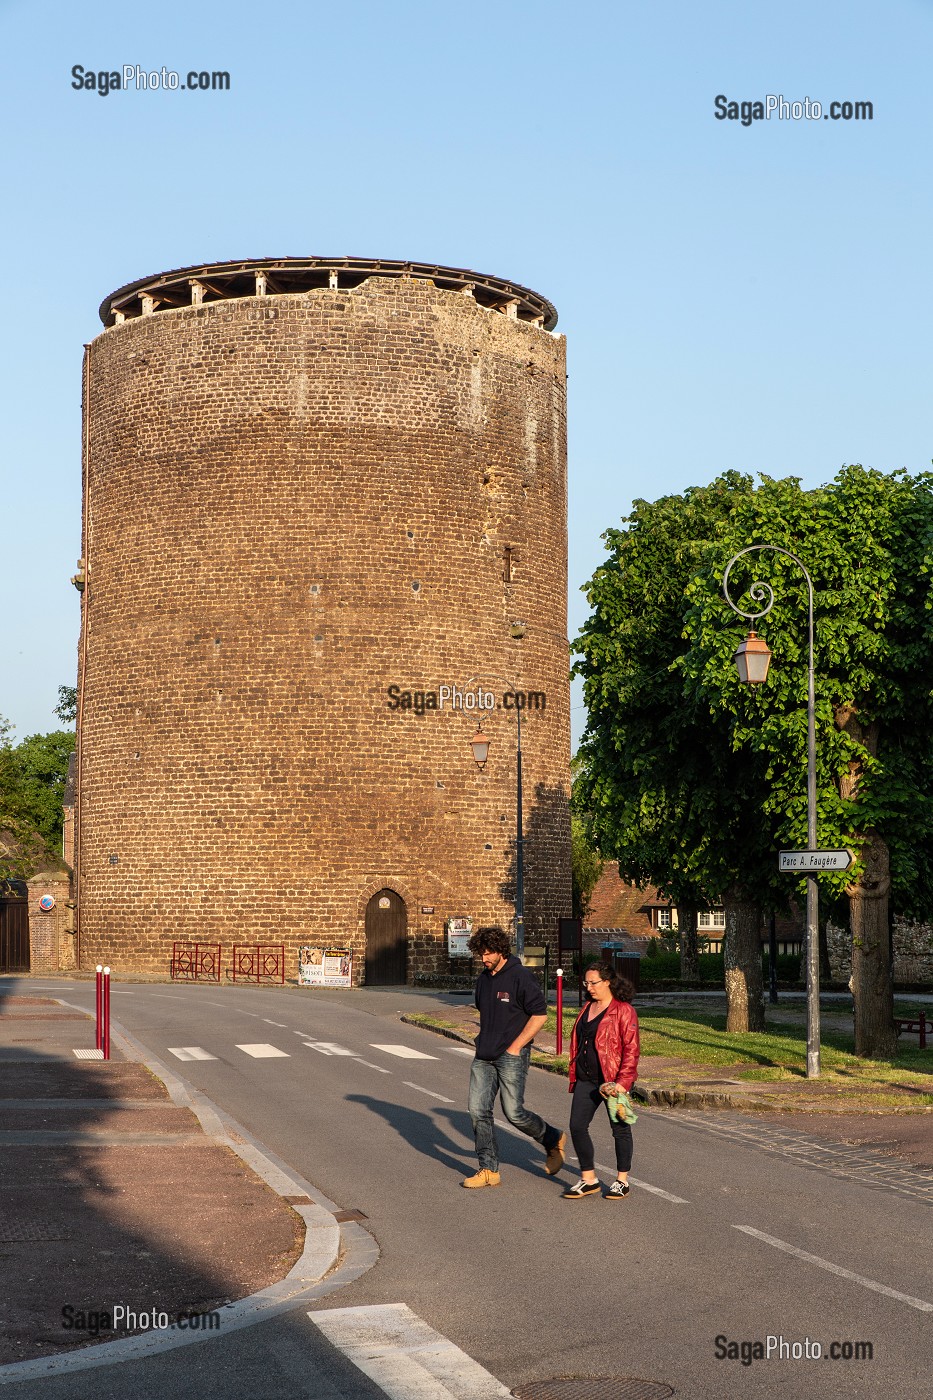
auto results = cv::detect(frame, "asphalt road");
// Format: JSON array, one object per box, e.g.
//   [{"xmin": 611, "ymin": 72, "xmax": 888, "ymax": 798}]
[{"xmin": 9, "ymin": 978, "xmax": 933, "ymax": 1400}]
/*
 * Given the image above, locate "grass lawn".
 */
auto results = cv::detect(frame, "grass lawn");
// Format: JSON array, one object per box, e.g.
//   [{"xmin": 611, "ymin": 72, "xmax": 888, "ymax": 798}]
[
  {"xmin": 403, "ymin": 1007, "xmax": 933, "ymax": 1105},
  {"xmin": 541, "ymin": 1005, "xmax": 933, "ymax": 1101}
]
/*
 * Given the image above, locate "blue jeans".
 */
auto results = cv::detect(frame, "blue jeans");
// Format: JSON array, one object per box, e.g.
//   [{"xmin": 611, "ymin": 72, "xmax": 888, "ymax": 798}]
[{"xmin": 468, "ymin": 1048, "xmax": 561, "ymax": 1171}]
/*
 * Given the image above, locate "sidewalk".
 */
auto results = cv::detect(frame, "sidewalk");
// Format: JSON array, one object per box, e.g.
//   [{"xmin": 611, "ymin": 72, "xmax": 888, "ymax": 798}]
[{"xmin": 0, "ymin": 995, "xmax": 305, "ymax": 1366}]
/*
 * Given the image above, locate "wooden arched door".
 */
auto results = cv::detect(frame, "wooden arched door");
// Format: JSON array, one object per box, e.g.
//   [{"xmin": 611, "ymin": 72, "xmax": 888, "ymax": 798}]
[{"xmin": 364, "ymin": 889, "xmax": 408, "ymax": 985}]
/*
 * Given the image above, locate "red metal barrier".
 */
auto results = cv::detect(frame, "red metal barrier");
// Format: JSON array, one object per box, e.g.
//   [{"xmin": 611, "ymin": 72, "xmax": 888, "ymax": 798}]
[
  {"xmin": 556, "ymin": 968, "xmax": 564, "ymax": 1057},
  {"xmin": 170, "ymin": 942, "xmax": 222, "ymax": 982},
  {"xmin": 895, "ymin": 1012, "xmax": 928, "ymax": 1049},
  {"xmin": 230, "ymin": 944, "xmax": 286, "ymax": 984},
  {"xmin": 102, "ymin": 966, "xmax": 111, "ymax": 1060},
  {"xmin": 95, "ymin": 964, "xmax": 103, "ymax": 1049}
]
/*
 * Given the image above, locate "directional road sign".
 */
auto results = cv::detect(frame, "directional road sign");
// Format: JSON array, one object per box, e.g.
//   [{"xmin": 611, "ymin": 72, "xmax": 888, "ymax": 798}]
[{"xmin": 778, "ymin": 849, "xmax": 853, "ymax": 873}]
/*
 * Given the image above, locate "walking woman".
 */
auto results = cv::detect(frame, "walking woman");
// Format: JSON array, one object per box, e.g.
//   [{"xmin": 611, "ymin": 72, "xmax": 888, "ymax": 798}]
[{"xmin": 562, "ymin": 962, "xmax": 640, "ymax": 1200}]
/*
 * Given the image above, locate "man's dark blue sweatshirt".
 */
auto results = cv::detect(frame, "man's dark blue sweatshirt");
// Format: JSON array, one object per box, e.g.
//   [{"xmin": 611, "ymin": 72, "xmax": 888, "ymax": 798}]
[{"xmin": 473, "ymin": 955, "xmax": 547, "ymax": 1060}]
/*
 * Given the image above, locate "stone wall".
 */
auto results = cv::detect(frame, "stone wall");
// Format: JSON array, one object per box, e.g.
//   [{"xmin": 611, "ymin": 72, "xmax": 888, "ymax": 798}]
[
  {"xmin": 827, "ymin": 917, "xmax": 933, "ymax": 984},
  {"xmin": 76, "ymin": 268, "xmax": 571, "ymax": 980}
]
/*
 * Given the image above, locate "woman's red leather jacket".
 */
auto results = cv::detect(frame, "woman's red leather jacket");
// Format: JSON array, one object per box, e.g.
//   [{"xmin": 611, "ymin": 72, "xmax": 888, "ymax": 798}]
[{"xmin": 568, "ymin": 998, "xmax": 640, "ymax": 1093}]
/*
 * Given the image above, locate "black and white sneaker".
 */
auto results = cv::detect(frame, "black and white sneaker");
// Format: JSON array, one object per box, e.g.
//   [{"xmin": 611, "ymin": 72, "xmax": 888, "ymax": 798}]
[
  {"xmin": 604, "ymin": 1180, "xmax": 630, "ymax": 1200},
  {"xmin": 561, "ymin": 1178, "xmax": 601, "ymax": 1199}
]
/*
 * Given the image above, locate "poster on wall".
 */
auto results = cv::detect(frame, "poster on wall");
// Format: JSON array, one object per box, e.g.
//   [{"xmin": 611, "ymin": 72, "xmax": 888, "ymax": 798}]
[
  {"xmin": 298, "ymin": 946, "xmax": 353, "ymax": 987},
  {"xmin": 447, "ymin": 916, "xmax": 473, "ymax": 959}
]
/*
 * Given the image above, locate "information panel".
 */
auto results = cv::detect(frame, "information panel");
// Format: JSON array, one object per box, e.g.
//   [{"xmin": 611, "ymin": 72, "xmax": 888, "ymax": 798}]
[
  {"xmin": 298, "ymin": 946, "xmax": 353, "ymax": 987},
  {"xmin": 447, "ymin": 916, "xmax": 473, "ymax": 959}
]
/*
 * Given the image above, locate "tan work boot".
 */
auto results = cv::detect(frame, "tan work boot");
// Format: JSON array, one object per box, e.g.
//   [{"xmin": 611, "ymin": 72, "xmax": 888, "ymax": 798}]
[
  {"xmin": 545, "ymin": 1132, "xmax": 566, "ymax": 1175},
  {"xmin": 461, "ymin": 1168, "xmax": 501, "ymax": 1189}
]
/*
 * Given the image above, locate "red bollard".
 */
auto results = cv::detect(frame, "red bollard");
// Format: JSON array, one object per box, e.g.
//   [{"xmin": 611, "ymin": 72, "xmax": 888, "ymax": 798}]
[
  {"xmin": 556, "ymin": 968, "xmax": 564, "ymax": 1056},
  {"xmin": 102, "ymin": 966, "xmax": 111, "ymax": 1061},
  {"xmin": 96, "ymin": 965, "xmax": 103, "ymax": 1050}
]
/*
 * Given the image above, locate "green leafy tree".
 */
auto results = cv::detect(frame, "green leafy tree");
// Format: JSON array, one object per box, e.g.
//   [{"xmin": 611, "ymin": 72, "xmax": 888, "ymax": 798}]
[
  {"xmin": 574, "ymin": 466, "xmax": 933, "ymax": 1053},
  {"xmin": 0, "ymin": 719, "xmax": 76, "ymax": 875},
  {"xmin": 573, "ymin": 473, "xmax": 774, "ymax": 1032},
  {"xmin": 9, "ymin": 730, "xmax": 76, "ymax": 855},
  {"xmin": 570, "ymin": 813, "xmax": 603, "ymax": 921},
  {"xmin": 0, "ymin": 717, "xmax": 33, "ymax": 877},
  {"xmin": 55, "ymin": 686, "xmax": 77, "ymax": 725},
  {"xmin": 682, "ymin": 465, "xmax": 933, "ymax": 1057}
]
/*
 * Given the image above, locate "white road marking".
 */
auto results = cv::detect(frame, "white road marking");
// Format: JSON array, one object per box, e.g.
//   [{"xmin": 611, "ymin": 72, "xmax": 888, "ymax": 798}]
[
  {"xmin": 734, "ymin": 1225, "xmax": 933, "ymax": 1313},
  {"xmin": 110, "ymin": 991, "xmax": 134, "ymax": 995},
  {"xmin": 308, "ymin": 1303, "xmax": 510, "ymax": 1400},
  {"xmin": 445, "ymin": 1045, "xmax": 475, "ymax": 1056},
  {"xmin": 150, "ymin": 994, "xmax": 186, "ymax": 1000},
  {"xmin": 263, "ymin": 1019, "xmax": 287, "ymax": 1026},
  {"xmin": 371, "ymin": 1044, "xmax": 438, "ymax": 1060},
  {"xmin": 403, "ymin": 1081, "xmax": 455, "ymax": 1104},
  {"xmin": 624, "ymin": 1174, "xmax": 688, "ymax": 1204},
  {"xmin": 352, "ymin": 1059, "xmax": 393, "ymax": 1074},
  {"xmin": 236, "ymin": 1043, "xmax": 290, "ymax": 1058},
  {"xmin": 72, "ymin": 1049, "xmax": 104, "ymax": 1060},
  {"xmin": 300, "ymin": 1041, "xmax": 356, "ymax": 1056},
  {"xmin": 491, "ymin": 1122, "xmax": 688, "ymax": 1203},
  {"xmin": 167, "ymin": 1047, "xmax": 218, "ymax": 1062}
]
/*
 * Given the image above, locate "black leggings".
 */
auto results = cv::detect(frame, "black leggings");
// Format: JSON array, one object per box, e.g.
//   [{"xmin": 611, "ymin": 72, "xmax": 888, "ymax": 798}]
[{"xmin": 569, "ymin": 1080, "xmax": 633, "ymax": 1174}]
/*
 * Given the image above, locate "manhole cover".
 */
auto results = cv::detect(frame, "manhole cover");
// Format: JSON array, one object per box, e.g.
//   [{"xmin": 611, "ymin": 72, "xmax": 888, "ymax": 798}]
[
  {"xmin": 333, "ymin": 1208, "xmax": 368, "ymax": 1223},
  {"xmin": 514, "ymin": 1379, "xmax": 673, "ymax": 1400},
  {"xmin": 0, "ymin": 1222, "xmax": 75, "ymax": 1242}
]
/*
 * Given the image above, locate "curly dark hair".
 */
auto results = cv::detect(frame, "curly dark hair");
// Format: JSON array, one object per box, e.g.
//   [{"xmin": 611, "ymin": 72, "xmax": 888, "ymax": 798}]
[
  {"xmin": 584, "ymin": 961, "xmax": 634, "ymax": 1003},
  {"xmin": 468, "ymin": 926, "xmax": 511, "ymax": 958}
]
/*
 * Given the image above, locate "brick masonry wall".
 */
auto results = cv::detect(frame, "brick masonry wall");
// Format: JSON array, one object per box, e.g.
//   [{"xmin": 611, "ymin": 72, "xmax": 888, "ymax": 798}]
[
  {"xmin": 26, "ymin": 869, "xmax": 75, "ymax": 972},
  {"xmin": 76, "ymin": 274, "xmax": 571, "ymax": 979}
]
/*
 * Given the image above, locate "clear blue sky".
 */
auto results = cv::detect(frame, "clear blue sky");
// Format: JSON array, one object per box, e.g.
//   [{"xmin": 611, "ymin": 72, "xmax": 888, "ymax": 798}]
[{"xmin": 1, "ymin": 0, "xmax": 930, "ymax": 748}]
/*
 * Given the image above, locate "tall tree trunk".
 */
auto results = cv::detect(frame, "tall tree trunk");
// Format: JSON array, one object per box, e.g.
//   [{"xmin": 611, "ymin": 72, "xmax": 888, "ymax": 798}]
[
  {"xmin": 847, "ymin": 833, "xmax": 897, "ymax": 1057},
  {"xmin": 835, "ymin": 706, "xmax": 897, "ymax": 1059},
  {"xmin": 679, "ymin": 907, "xmax": 700, "ymax": 982},
  {"xmin": 723, "ymin": 890, "xmax": 765, "ymax": 1032}
]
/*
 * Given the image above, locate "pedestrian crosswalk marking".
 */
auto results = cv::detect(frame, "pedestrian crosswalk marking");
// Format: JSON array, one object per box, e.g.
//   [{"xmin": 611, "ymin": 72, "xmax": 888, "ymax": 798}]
[
  {"xmin": 445, "ymin": 1046, "xmax": 475, "ymax": 1056},
  {"xmin": 167, "ymin": 1047, "xmax": 218, "ymax": 1062},
  {"xmin": 371, "ymin": 1044, "xmax": 438, "ymax": 1060},
  {"xmin": 236, "ymin": 1043, "xmax": 290, "ymax": 1058},
  {"xmin": 300, "ymin": 1041, "xmax": 356, "ymax": 1056},
  {"xmin": 308, "ymin": 1303, "xmax": 510, "ymax": 1400}
]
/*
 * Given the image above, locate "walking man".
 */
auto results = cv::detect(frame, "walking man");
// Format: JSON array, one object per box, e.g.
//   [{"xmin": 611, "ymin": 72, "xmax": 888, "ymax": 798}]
[{"xmin": 462, "ymin": 926, "xmax": 565, "ymax": 1188}]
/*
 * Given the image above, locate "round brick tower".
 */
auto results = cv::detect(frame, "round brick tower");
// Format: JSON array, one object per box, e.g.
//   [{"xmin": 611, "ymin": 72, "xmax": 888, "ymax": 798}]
[{"xmin": 76, "ymin": 258, "xmax": 571, "ymax": 982}]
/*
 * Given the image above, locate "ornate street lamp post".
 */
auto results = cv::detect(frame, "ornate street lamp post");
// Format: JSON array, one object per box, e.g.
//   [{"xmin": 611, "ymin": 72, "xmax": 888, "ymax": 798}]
[{"xmin": 723, "ymin": 544, "xmax": 821, "ymax": 1079}]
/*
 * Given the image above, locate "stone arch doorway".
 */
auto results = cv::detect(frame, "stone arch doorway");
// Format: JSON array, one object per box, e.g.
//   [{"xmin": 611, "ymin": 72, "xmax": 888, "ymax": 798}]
[{"xmin": 364, "ymin": 889, "xmax": 408, "ymax": 986}]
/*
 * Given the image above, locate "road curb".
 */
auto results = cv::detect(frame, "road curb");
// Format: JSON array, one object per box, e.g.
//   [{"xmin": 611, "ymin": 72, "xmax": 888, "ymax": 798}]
[
  {"xmin": 400, "ymin": 1014, "xmax": 475, "ymax": 1046},
  {"xmin": 632, "ymin": 1082, "xmax": 744, "ymax": 1110}
]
